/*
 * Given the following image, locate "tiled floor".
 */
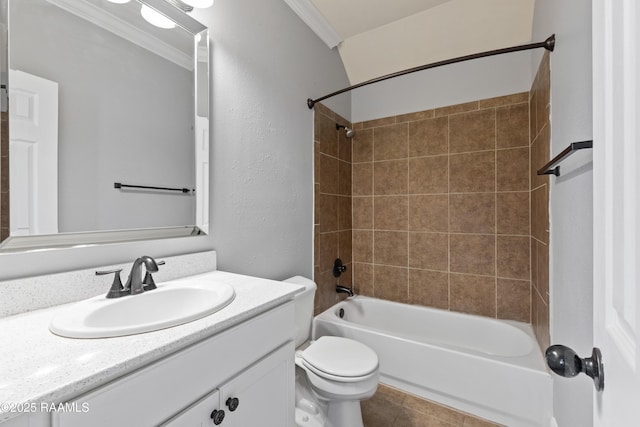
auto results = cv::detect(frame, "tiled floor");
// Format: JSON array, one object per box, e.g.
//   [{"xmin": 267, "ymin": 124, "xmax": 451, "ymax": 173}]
[{"xmin": 362, "ymin": 384, "xmax": 502, "ymax": 427}]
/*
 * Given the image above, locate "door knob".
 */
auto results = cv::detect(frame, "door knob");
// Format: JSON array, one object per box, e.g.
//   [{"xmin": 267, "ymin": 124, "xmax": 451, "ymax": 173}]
[{"xmin": 545, "ymin": 345, "xmax": 604, "ymax": 391}]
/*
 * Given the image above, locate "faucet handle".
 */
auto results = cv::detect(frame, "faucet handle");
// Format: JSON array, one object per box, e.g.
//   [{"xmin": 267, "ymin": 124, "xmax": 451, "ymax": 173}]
[
  {"xmin": 96, "ymin": 269, "xmax": 125, "ymax": 298},
  {"xmin": 143, "ymin": 260, "xmax": 165, "ymax": 291}
]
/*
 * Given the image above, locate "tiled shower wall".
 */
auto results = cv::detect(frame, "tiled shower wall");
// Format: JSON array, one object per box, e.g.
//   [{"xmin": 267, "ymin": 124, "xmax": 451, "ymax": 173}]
[
  {"xmin": 314, "ymin": 74, "xmax": 551, "ymax": 348},
  {"xmin": 313, "ymin": 103, "xmax": 353, "ymax": 315},
  {"xmin": 1, "ymin": 112, "xmax": 8, "ymax": 241},
  {"xmin": 350, "ymin": 93, "xmax": 532, "ymax": 322},
  {"xmin": 530, "ymin": 51, "xmax": 551, "ymax": 350}
]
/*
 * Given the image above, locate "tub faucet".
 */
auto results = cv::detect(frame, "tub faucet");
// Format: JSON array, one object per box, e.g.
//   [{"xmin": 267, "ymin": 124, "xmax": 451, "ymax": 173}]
[
  {"xmin": 124, "ymin": 256, "xmax": 160, "ymax": 296},
  {"xmin": 336, "ymin": 285, "xmax": 354, "ymax": 297}
]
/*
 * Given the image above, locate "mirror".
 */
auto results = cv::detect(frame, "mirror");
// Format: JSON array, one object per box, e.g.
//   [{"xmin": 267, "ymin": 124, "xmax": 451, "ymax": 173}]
[{"xmin": 0, "ymin": 0, "xmax": 209, "ymax": 252}]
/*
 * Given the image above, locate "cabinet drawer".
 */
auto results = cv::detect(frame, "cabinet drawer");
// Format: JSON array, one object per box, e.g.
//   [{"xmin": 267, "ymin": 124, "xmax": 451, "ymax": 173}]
[{"xmin": 53, "ymin": 302, "xmax": 294, "ymax": 427}]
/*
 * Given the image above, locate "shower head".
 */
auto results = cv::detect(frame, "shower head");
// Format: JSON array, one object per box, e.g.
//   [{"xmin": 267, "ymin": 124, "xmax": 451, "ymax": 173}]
[{"xmin": 336, "ymin": 123, "xmax": 356, "ymax": 139}]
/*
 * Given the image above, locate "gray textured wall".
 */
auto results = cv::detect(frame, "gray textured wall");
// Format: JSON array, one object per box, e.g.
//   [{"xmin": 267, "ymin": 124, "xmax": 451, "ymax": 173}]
[
  {"xmin": 190, "ymin": 0, "xmax": 350, "ymax": 280},
  {"xmin": 531, "ymin": 0, "xmax": 594, "ymax": 426}
]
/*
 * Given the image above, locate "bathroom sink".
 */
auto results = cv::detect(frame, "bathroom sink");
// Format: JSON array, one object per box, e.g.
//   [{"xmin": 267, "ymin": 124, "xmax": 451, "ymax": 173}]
[{"xmin": 49, "ymin": 278, "xmax": 235, "ymax": 338}]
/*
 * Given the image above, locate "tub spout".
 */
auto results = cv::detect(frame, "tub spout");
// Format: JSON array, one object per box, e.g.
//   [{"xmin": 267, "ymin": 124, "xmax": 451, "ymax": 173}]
[{"xmin": 336, "ymin": 285, "xmax": 354, "ymax": 297}]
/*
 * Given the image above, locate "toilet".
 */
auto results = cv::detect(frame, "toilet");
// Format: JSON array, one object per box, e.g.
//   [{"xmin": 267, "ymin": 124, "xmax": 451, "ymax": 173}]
[{"xmin": 285, "ymin": 276, "xmax": 379, "ymax": 427}]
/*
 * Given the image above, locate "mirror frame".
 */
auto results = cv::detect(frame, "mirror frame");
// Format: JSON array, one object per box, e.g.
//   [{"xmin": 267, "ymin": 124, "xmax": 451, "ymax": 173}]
[{"xmin": 0, "ymin": 0, "xmax": 209, "ymax": 253}]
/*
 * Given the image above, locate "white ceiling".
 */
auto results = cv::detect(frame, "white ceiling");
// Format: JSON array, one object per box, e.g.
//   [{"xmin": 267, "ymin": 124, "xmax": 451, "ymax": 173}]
[{"xmin": 285, "ymin": 0, "xmax": 535, "ymax": 85}]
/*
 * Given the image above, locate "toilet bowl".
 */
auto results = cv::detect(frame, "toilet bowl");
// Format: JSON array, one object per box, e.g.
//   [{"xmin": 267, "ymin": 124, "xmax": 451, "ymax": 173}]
[{"xmin": 285, "ymin": 276, "xmax": 379, "ymax": 427}]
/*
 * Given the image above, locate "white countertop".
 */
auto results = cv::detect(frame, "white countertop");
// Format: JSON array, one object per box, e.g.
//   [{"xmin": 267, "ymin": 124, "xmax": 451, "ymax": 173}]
[{"xmin": 0, "ymin": 270, "xmax": 302, "ymax": 423}]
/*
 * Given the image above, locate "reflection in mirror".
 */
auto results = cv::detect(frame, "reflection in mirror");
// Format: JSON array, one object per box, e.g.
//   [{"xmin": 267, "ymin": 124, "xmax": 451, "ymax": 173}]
[{"xmin": 0, "ymin": 0, "xmax": 209, "ymax": 252}]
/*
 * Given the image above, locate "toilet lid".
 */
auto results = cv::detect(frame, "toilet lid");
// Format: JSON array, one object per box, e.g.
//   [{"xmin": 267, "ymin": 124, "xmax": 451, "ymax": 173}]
[{"xmin": 300, "ymin": 336, "xmax": 378, "ymax": 379}]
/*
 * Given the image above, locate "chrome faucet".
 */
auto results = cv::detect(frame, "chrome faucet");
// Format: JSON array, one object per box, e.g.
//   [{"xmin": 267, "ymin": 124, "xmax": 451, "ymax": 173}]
[
  {"xmin": 124, "ymin": 256, "xmax": 160, "ymax": 295},
  {"xmin": 335, "ymin": 285, "xmax": 354, "ymax": 297}
]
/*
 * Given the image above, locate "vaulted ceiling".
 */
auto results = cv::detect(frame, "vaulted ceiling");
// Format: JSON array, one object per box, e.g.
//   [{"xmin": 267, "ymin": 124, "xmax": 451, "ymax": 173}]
[{"xmin": 284, "ymin": 0, "xmax": 535, "ymax": 84}]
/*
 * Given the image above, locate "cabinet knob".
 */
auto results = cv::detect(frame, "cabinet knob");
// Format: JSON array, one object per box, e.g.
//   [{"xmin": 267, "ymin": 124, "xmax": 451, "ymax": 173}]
[
  {"xmin": 226, "ymin": 397, "xmax": 239, "ymax": 412},
  {"xmin": 210, "ymin": 409, "xmax": 225, "ymax": 425}
]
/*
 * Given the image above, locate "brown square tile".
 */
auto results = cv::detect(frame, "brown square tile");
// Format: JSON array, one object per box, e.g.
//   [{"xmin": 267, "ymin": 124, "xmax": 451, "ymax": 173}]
[
  {"xmin": 397, "ymin": 109, "xmax": 435, "ymax": 123},
  {"xmin": 496, "ymin": 103, "xmax": 529, "ymax": 148},
  {"xmin": 535, "ymin": 55, "xmax": 551, "ymax": 137},
  {"xmin": 537, "ymin": 241, "xmax": 549, "ymax": 304},
  {"xmin": 450, "ymin": 234, "xmax": 495, "ymax": 275},
  {"xmin": 531, "ymin": 124, "xmax": 550, "ymax": 190},
  {"xmin": 314, "ymin": 143, "xmax": 320, "ymax": 185},
  {"xmin": 337, "ymin": 196, "xmax": 352, "ymax": 231},
  {"xmin": 315, "ymin": 268, "xmax": 340, "ymax": 314},
  {"xmin": 409, "ymin": 116, "xmax": 448, "ymax": 157},
  {"xmin": 497, "ymin": 278, "xmax": 531, "ymax": 322},
  {"xmin": 374, "ymin": 160, "xmax": 408, "ymax": 195},
  {"xmin": 318, "ymin": 153, "xmax": 339, "ymax": 194},
  {"xmin": 338, "ymin": 160, "xmax": 352, "ymax": 196},
  {"xmin": 450, "ymin": 274, "xmax": 496, "ymax": 317},
  {"xmin": 409, "ymin": 195, "xmax": 449, "ymax": 232},
  {"xmin": 317, "ymin": 232, "xmax": 339, "ymax": 274},
  {"xmin": 408, "ymin": 156, "xmax": 448, "ymax": 194},
  {"xmin": 449, "ymin": 109, "xmax": 496, "ymax": 153},
  {"xmin": 532, "ymin": 290, "xmax": 550, "ymax": 351},
  {"xmin": 435, "ymin": 100, "xmax": 479, "ymax": 117},
  {"xmin": 353, "ymin": 163, "xmax": 373, "ymax": 196},
  {"xmin": 409, "ymin": 269, "xmax": 449, "ymax": 309},
  {"xmin": 449, "ymin": 193, "xmax": 495, "ymax": 234},
  {"xmin": 531, "ymin": 185, "xmax": 549, "ymax": 244},
  {"xmin": 374, "ymin": 231, "xmax": 408, "ymax": 267},
  {"xmin": 353, "ymin": 262, "xmax": 374, "ymax": 296},
  {"xmin": 373, "ymin": 265, "xmax": 408, "ymax": 303},
  {"xmin": 353, "ymin": 196, "xmax": 373, "ymax": 229},
  {"xmin": 362, "ymin": 116, "xmax": 396, "ymax": 129},
  {"xmin": 353, "ymin": 128, "xmax": 373, "ymax": 163},
  {"xmin": 531, "ymin": 237, "xmax": 538, "ymax": 288},
  {"xmin": 315, "ymin": 111, "xmax": 338, "ymax": 157},
  {"xmin": 318, "ymin": 193, "xmax": 338, "ymax": 232},
  {"xmin": 353, "ymin": 230, "xmax": 373, "ymax": 263},
  {"xmin": 478, "ymin": 92, "xmax": 529, "ymax": 109},
  {"xmin": 497, "ymin": 147, "xmax": 529, "ymax": 191},
  {"xmin": 450, "ymin": 151, "xmax": 495, "ymax": 193},
  {"xmin": 313, "ymin": 227, "xmax": 320, "ymax": 266},
  {"xmin": 374, "ymin": 123, "xmax": 409, "ymax": 160},
  {"xmin": 408, "ymin": 232, "xmax": 448, "ymax": 271},
  {"xmin": 338, "ymin": 230, "xmax": 353, "ymax": 264},
  {"xmin": 338, "ymin": 262, "xmax": 352, "ymax": 288},
  {"xmin": 374, "ymin": 196, "xmax": 408, "ymax": 230},
  {"xmin": 314, "ymin": 183, "xmax": 320, "ymax": 225},
  {"xmin": 497, "ymin": 192, "xmax": 529, "ymax": 235},
  {"xmin": 529, "ymin": 89, "xmax": 538, "ymax": 141},
  {"xmin": 338, "ymin": 127, "xmax": 352, "ymax": 163},
  {"xmin": 497, "ymin": 236, "xmax": 530, "ymax": 280}
]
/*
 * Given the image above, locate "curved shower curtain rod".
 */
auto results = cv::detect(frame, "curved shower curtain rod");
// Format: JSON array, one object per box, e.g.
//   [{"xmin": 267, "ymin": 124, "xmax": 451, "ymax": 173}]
[{"xmin": 306, "ymin": 34, "xmax": 556, "ymax": 109}]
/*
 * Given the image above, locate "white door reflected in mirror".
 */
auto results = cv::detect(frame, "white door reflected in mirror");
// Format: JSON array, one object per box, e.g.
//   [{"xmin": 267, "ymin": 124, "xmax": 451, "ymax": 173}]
[{"xmin": 9, "ymin": 69, "xmax": 58, "ymax": 236}]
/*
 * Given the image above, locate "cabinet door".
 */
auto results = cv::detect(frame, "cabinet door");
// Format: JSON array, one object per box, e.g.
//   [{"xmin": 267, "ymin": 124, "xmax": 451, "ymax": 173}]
[
  {"xmin": 220, "ymin": 342, "xmax": 294, "ymax": 427},
  {"xmin": 161, "ymin": 389, "xmax": 223, "ymax": 427}
]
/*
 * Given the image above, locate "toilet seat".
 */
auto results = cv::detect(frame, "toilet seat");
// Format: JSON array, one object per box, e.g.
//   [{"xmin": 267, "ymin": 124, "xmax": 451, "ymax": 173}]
[{"xmin": 299, "ymin": 336, "xmax": 378, "ymax": 383}]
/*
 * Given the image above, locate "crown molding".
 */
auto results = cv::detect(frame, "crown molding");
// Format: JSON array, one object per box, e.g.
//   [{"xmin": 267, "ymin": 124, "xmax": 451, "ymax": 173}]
[
  {"xmin": 282, "ymin": 0, "xmax": 342, "ymax": 49},
  {"xmin": 46, "ymin": 0, "xmax": 193, "ymax": 70}
]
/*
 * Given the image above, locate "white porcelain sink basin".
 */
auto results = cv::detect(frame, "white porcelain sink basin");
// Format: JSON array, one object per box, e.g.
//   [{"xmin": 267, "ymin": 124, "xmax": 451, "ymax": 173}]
[{"xmin": 49, "ymin": 278, "xmax": 235, "ymax": 338}]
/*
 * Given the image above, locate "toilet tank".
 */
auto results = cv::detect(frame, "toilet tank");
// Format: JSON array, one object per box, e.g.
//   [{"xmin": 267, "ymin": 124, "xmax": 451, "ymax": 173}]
[{"xmin": 284, "ymin": 276, "xmax": 317, "ymax": 347}]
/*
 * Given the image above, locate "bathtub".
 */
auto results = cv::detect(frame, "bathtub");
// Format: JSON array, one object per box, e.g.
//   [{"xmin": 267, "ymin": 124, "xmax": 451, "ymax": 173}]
[{"xmin": 312, "ymin": 296, "xmax": 552, "ymax": 427}]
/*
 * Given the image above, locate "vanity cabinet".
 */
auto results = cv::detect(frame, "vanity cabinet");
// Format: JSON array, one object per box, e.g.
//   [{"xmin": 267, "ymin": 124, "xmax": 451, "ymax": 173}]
[
  {"xmin": 42, "ymin": 301, "xmax": 295, "ymax": 427},
  {"xmin": 164, "ymin": 343, "xmax": 292, "ymax": 426}
]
